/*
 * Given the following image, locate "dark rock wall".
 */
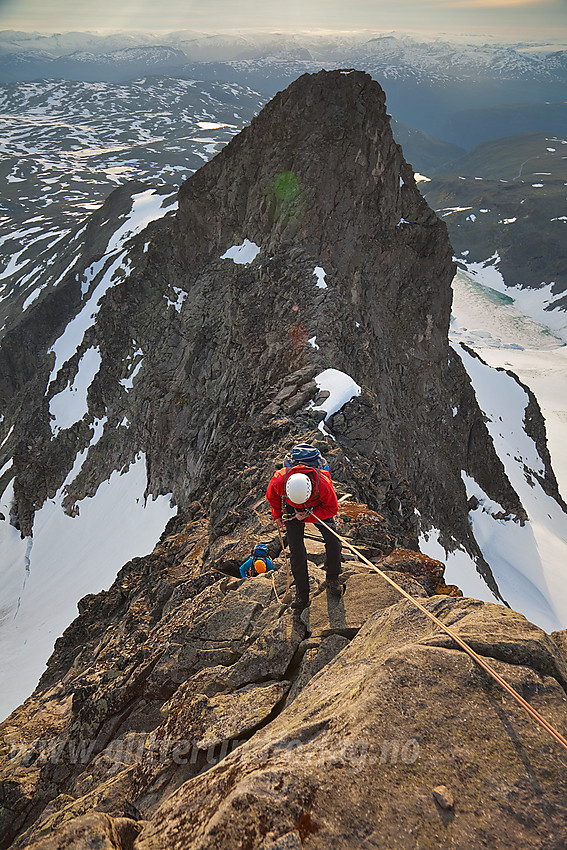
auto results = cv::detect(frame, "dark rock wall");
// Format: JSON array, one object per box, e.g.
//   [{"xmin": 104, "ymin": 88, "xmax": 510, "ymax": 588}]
[
  {"xmin": 0, "ymin": 69, "xmax": 536, "ymax": 550},
  {"xmin": 1, "ymin": 69, "xmax": 566, "ymax": 850}
]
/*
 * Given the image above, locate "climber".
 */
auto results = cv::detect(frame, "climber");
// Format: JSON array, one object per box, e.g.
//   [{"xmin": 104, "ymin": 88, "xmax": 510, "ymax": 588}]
[
  {"xmin": 239, "ymin": 543, "xmax": 275, "ymax": 578},
  {"xmin": 266, "ymin": 448, "xmax": 342, "ymax": 610}
]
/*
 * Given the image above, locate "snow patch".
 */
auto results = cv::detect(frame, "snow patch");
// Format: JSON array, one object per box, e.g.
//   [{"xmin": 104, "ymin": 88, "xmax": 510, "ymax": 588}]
[
  {"xmin": 439, "ymin": 207, "xmax": 472, "ymax": 216},
  {"xmin": 1, "ymin": 425, "xmax": 14, "ymax": 448},
  {"xmin": 49, "ymin": 347, "xmax": 102, "ymax": 433},
  {"xmin": 22, "ymin": 287, "xmax": 42, "ymax": 311},
  {"xmin": 220, "ymin": 239, "xmax": 261, "ymax": 265},
  {"xmin": 196, "ymin": 121, "xmax": 235, "ymax": 130},
  {"xmin": 165, "ymin": 287, "xmax": 187, "ymax": 313},
  {"xmin": 48, "ymin": 252, "xmax": 128, "ymax": 386},
  {"xmin": 309, "ymin": 368, "xmax": 361, "ymax": 434},
  {"xmin": 106, "ymin": 190, "xmax": 176, "ymax": 255},
  {"xmin": 308, "ymin": 336, "xmax": 320, "ymax": 350},
  {"xmin": 120, "ymin": 358, "xmax": 143, "ymax": 391},
  {"xmin": 313, "ymin": 266, "xmax": 327, "ymax": 289}
]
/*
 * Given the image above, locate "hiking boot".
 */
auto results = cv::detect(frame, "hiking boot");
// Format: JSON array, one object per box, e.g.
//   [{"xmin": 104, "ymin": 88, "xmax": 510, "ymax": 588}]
[
  {"xmin": 324, "ymin": 577, "xmax": 342, "ymax": 596},
  {"xmin": 291, "ymin": 594, "xmax": 309, "ymax": 611}
]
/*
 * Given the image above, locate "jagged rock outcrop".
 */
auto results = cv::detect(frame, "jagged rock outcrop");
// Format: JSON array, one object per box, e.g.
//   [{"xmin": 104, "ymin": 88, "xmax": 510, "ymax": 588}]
[
  {"xmin": 2, "ymin": 508, "xmax": 566, "ymax": 849},
  {"xmin": 1, "ymin": 70, "xmax": 566, "ymax": 849},
  {"xmin": 0, "ymin": 69, "xmax": 534, "ymax": 557}
]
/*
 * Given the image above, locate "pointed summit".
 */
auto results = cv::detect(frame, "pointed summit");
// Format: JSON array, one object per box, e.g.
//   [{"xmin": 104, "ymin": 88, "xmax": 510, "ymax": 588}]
[{"xmin": 174, "ymin": 69, "xmax": 440, "ymax": 273}]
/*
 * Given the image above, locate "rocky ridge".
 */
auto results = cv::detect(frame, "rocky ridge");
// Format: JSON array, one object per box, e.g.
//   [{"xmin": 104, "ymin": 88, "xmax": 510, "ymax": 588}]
[
  {"xmin": 1, "ymin": 510, "xmax": 566, "ymax": 848},
  {"xmin": 0, "ymin": 70, "xmax": 566, "ymax": 847},
  {"xmin": 1, "ymin": 69, "xmax": 546, "ymax": 561}
]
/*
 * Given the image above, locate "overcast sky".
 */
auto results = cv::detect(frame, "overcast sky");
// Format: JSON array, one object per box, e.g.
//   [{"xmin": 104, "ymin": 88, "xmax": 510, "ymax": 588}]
[{"xmin": 0, "ymin": 0, "xmax": 565, "ymax": 40}]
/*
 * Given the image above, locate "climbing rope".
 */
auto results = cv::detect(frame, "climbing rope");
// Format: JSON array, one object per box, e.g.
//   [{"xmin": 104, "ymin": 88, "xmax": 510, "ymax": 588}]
[
  {"xmin": 314, "ymin": 516, "xmax": 567, "ymax": 754},
  {"xmin": 272, "ymin": 526, "xmax": 291, "ymax": 604}
]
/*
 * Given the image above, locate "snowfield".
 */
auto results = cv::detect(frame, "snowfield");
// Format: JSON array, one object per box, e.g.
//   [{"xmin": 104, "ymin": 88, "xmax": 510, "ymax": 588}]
[
  {"xmin": 419, "ymin": 269, "xmax": 567, "ymax": 634},
  {"xmin": 0, "ymin": 457, "xmax": 176, "ymax": 721}
]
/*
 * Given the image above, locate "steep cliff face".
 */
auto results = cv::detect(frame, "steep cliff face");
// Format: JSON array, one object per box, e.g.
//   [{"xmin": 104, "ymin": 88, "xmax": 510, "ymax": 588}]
[
  {"xmin": 1, "ymin": 70, "xmax": 528, "ymax": 553},
  {"xmin": 1, "ymin": 69, "xmax": 567, "ymax": 850}
]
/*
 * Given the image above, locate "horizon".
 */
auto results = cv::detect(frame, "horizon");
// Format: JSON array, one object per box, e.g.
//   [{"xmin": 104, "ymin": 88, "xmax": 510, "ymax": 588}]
[{"xmin": 0, "ymin": 0, "xmax": 566, "ymax": 43}]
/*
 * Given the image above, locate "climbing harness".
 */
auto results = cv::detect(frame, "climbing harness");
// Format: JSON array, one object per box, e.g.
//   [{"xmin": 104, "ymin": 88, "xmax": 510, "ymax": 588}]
[{"xmin": 313, "ymin": 515, "xmax": 567, "ymax": 754}]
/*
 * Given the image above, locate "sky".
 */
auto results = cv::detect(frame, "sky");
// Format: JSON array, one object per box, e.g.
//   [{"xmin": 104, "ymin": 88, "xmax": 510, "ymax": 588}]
[{"xmin": 0, "ymin": 0, "xmax": 565, "ymax": 40}]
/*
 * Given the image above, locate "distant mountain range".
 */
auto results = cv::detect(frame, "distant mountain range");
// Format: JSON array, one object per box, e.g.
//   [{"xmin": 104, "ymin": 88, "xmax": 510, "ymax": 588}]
[
  {"xmin": 1, "ymin": 30, "xmax": 565, "ymax": 339},
  {"xmin": 1, "ymin": 30, "xmax": 565, "ymax": 142}
]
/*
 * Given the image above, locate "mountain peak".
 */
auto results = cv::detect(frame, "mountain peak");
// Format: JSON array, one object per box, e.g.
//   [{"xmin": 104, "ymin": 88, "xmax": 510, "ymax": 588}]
[
  {"xmin": 1, "ymin": 68, "xmax": 567, "ymax": 849},
  {"xmin": 0, "ymin": 68, "xmax": 563, "ymax": 733},
  {"xmin": 175, "ymin": 69, "xmax": 435, "ymax": 272}
]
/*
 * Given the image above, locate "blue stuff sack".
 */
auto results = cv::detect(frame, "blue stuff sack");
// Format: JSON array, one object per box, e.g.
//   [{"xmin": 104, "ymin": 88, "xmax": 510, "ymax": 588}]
[{"xmin": 284, "ymin": 443, "xmax": 329, "ymax": 471}]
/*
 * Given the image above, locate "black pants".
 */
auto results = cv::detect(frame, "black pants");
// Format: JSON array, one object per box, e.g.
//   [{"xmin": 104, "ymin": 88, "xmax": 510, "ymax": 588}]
[{"xmin": 285, "ymin": 517, "xmax": 342, "ymax": 600}]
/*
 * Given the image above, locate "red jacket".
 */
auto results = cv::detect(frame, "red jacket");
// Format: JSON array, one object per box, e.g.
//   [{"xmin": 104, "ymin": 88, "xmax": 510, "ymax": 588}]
[{"xmin": 266, "ymin": 465, "xmax": 339, "ymax": 523}]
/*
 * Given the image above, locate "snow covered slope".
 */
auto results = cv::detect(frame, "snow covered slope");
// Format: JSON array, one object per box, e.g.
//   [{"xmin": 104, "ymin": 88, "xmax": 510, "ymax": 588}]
[
  {"xmin": 0, "ymin": 459, "xmax": 175, "ymax": 720},
  {"xmin": 0, "ymin": 77, "xmax": 267, "ymax": 336},
  {"xmin": 421, "ymin": 270, "xmax": 567, "ymax": 634},
  {"xmin": 0, "ymin": 186, "xmax": 182, "ymax": 721}
]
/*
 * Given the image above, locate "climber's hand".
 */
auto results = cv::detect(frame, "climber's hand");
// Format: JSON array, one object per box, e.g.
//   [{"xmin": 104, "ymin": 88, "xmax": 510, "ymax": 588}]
[{"xmin": 294, "ymin": 510, "xmax": 311, "ymax": 521}]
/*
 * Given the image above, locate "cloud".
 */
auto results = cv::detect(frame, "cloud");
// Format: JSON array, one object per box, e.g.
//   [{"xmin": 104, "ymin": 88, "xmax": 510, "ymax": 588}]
[
  {"xmin": 436, "ymin": 0, "xmax": 554, "ymax": 7},
  {"xmin": 0, "ymin": 0, "xmax": 564, "ymax": 36}
]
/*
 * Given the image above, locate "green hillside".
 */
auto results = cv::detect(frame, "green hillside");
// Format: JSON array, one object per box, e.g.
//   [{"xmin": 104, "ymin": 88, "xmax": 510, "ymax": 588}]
[
  {"xmin": 392, "ymin": 119, "xmax": 465, "ymax": 172},
  {"xmin": 422, "ymin": 132, "xmax": 567, "ymax": 294}
]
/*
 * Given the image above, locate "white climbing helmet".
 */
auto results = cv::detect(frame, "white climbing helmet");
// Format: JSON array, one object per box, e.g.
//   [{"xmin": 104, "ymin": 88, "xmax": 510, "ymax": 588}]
[{"xmin": 285, "ymin": 472, "xmax": 312, "ymax": 504}]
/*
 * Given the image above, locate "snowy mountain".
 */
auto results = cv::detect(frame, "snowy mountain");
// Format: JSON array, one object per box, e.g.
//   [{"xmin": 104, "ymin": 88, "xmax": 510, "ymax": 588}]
[
  {"xmin": 0, "ymin": 70, "xmax": 566, "ymax": 733},
  {"xmin": 0, "ymin": 76, "xmax": 267, "ymax": 337},
  {"xmin": 1, "ymin": 29, "xmax": 565, "ymax": 130},
  {"xmin": 0, "ymin": 71, "xmax": 566, "ymax": 850}
]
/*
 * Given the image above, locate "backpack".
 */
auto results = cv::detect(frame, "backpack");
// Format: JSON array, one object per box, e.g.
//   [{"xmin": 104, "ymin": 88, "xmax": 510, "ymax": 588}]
[
  {"xmin": 283, "ymin": 443, "xmax": 330, "ymax": 472},
  {"xmin": 248, "ymin": 543, "xmax": 270, "ymax": 576}
]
